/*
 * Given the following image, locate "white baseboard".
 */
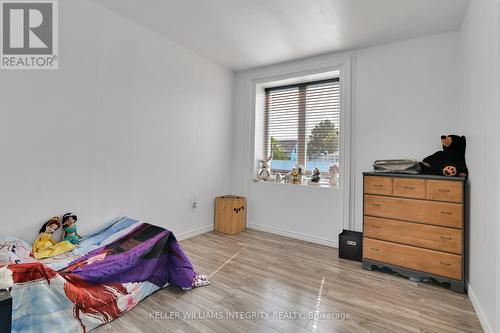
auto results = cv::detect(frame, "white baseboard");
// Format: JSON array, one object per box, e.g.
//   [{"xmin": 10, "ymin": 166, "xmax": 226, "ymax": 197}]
[
  {"xmin": 467, "ymin": 282, "xmax": 494, "ymax": 333},
  {"xmin": 177, "ymin": 225, "xmax": 214, "ymax": 241},
  {"xmin": 247, "ymin": 223, "xmax": 338, "ymax": 248}
]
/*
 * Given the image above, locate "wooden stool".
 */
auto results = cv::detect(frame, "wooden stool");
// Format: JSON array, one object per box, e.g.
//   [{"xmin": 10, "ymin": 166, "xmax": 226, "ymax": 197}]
[{"xmin": 215, "ymin": 196, "xmax": 246, "ymax": 235}]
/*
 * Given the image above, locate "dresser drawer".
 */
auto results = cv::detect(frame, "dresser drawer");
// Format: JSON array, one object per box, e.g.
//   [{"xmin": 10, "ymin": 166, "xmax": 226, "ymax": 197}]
[
  {"xmin": 364, "ymin": 217, "xmax": 463, "ymax": 254},
  {"xmin": 364, "ymin": 195, "xmax": 463, "ymax": 229},
  {"xmin": 393, "ymin": 178, "xmax": 426, "ymax": 199},
  {"xmin": 364, "ymin": 176, "xmax": 393, "ymax": 196},
  {"xmin": 426, "ymin": 180, "xmax": 463, "ymax": 203},
  {"xmin": 363, "ymin": 238, "xmax": 462, "ymax": 280}
]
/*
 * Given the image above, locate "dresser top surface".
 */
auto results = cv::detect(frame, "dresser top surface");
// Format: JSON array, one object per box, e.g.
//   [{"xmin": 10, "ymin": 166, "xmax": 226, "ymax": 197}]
[{"xmin": 363, "ymin": 172, "xmax": 466, "ymax": 182}]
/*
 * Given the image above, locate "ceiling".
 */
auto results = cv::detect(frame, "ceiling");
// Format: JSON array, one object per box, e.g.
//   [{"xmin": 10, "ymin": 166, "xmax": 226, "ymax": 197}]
[{"xmin": 93, "ymin": 0, "xmax": 470, "ymax": 71}]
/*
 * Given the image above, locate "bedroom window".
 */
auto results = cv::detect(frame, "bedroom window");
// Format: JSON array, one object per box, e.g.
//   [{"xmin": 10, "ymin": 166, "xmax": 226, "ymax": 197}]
[{"xmin": 260, "ymin": 78, "xmax": 341, "ymax": 185}]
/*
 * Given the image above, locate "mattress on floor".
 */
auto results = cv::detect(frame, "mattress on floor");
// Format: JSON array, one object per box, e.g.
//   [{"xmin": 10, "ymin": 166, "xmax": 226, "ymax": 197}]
[{"xmin": 4, "ymin": 217, "xmax": 205, "ymax": 333}]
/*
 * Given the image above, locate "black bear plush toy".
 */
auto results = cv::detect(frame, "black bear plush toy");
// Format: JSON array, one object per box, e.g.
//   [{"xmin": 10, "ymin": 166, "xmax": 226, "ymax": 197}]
[{"xmin": 419, "ymin": 135, "xmax": 468, "ymax": 178}]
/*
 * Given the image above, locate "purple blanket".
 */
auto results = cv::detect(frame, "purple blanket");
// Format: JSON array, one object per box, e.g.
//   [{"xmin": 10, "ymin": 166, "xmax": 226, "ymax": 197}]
[
  {"xmin": 60, "ymin": 223, "xmax": 195, "ymax": 288},
  {"xmin": 9, "ymin": 219, "xmax": 208, "ymax": 333}
]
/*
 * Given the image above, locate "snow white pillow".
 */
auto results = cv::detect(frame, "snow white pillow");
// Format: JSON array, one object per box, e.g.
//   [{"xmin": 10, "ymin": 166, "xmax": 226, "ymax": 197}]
[{"xmin": 0, "ymin": 236, "xmax": 33, "ymax": 264}]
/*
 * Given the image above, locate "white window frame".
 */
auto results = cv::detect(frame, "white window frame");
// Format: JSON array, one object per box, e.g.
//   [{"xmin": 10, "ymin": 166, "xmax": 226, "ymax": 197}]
[
  {"xmin": 263, "ymin": 78, "xmax": 340, "ymax": 170},
  {"xmin": 249, "ymin": 54, "xmax": 353, "ymax": 229}
]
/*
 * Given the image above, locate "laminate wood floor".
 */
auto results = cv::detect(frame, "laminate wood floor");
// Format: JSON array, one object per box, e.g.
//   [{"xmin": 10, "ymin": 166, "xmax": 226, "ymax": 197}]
[{"xmin": 94, "ymin": 229, "xmax": 483, "ymax": 333}]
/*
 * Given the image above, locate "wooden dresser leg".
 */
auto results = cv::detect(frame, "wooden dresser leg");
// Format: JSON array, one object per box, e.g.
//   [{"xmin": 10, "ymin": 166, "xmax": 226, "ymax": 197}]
[
  {"xmin": 362, "ymin": 260, "xmax": 374, "ymax": 271},
  {"xmin": 450, "ymin": 281, "xmax": 465, "ymax": 294}
]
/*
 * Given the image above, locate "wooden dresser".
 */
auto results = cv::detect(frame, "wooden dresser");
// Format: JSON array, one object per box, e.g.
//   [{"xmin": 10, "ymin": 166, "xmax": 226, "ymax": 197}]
[{"xmin": 362, "ymin": 172, "xmax": 466, "ymax": 293}]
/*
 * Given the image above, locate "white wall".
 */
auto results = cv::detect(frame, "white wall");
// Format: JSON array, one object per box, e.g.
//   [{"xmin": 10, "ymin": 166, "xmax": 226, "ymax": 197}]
[
  {"xmin": 459, "ymin": 0, "xmax": 499, "ymax": 332},
  {"xmin": 0, "ymin": 1, "xmax": 234, "ymax": 242},
  {"xmin": 231, "ymin": 32, "xmax": 461, "ymax": 245},
  {"xmin": 231, "ymin": 52, "xmax": 351, "ymax": 246},
  {"xmin": 353, "ymin": 32, "xmax": 461, "ymax": 230}
]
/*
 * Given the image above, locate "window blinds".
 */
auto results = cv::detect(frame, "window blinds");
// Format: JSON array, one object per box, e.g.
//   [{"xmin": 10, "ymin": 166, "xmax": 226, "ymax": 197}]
[{"xmin": 264, "ymin": 78, "xmax": 340, "ymax": 174}]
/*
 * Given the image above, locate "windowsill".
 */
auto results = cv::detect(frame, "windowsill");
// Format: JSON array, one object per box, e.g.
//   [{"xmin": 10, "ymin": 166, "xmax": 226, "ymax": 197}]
[{"xmin": 253, "ymin": 178, "xmax": 339, "ymax": 189}]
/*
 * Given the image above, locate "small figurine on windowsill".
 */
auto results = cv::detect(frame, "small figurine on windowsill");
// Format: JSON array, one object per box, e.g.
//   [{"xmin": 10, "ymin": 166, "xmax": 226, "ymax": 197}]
[
  {"xmin": 282, "ymin": 173, "xmax": 292, "ymax": 183},
  {"xmin": 274, "ymin": 173, "xmax": 282, "ymax": 183},
  {"xmin": 291, "ymin": 163, "xmax": 304, "ymax": 184},
  {"xmin": 62, "ymin": 213, "xmax": 82, "ymax": 245},
  {"xmin": 329, "ymin": 164, "xmax": 339, "ymax": 187},
  {"xmin": 257, "ymin": 156, "xmax": 272, "ymax": 181},
  {"xmin": 310, "ymin": 167, "xmax": 321, "ymax": 183}
]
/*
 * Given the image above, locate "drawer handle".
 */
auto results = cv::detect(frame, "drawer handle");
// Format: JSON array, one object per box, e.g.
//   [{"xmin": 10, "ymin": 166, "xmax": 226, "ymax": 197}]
[
  {"xmin": 403, "ymin": 186, "xmax": 415, "ymax": 190},
  {"xmin": 440, "ymin": 235, "xmax": 453, "ymax": 240},
  {"xmin": 440, "ymin": 211, "xmax": 452, "ymax": 215},
  {"xmin": 370, "ymin": 248, "xmax": 380, "ymax": 252},
  {"xmin": 438, "ymin": 189, "xmax": 451, "ymax": 193},
  {"xmin": 371, "ymin": 203, "xmax": 381, "ymax": 207},
  {"xmin": 372, "ymin": 184, "xmax": 383, "ymax": 188},
  {"xmin": 440, "ymin": 261, "xmax": 451, "ymax": 266}
]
